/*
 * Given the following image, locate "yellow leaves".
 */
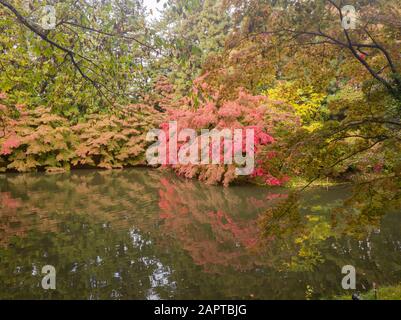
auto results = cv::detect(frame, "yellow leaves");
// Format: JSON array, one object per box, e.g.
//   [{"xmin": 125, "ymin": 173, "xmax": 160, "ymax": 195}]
[
  {"xmin": 116, "ymin": 144, "xmax": 144, "ymax": 161},
  {"xmin": 38, "ymin": 114, "xmax": 65, "ymax": 125},
  {"xmin": 97, "ymin": 153, "xmax": 123, "ymax": 169},
  {"xmin": 7, "ymin": 155, "xmax": 40, "ymax": 172},
  {"xmin": 56, "ymin": 150, "xmax": 75, "ymax": 162},
  {"xmin": 265, "ymin": 81, "xmax": 327, "ymax": 129},
  {"xmin": 303, "ymin": 122, "xmax": 324, "ymax": 133},
  {"xmin": 71, "ymin": 107, "xmax": 162, "ymax": 169},
  {"xmin": 26, "ymin": 142, "xmax": 51, "ymax": 155},
  {"xmin": 115, "ymin": 150, "xmax": 129, "ymax": 161}
]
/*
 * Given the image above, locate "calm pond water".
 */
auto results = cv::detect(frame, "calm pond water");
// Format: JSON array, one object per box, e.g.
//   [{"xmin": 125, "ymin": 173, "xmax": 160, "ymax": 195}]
[{"xmin": 0, "ymin": 168, "xmax": 400, "ymax": 299}]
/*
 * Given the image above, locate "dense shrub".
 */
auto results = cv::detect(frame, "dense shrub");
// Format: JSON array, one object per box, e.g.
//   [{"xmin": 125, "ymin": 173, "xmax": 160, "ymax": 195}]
[
  {"xmin": 0, "ymin": 104, "xmax": 77, "ymax": 172},
  {"xmin": 1, "ymin": 82, "xmax": 300, "ymax": 187},
  {"xmin": 72, "ymin": 105, "xmax": 163, "ymax": 169},
  {"xmin": 0, "ymin": 94, "xmax": 163, "ymax": 172},
  {"xmin": 158, "ymin": 77, "xmax": 300, "ymax": 186}
]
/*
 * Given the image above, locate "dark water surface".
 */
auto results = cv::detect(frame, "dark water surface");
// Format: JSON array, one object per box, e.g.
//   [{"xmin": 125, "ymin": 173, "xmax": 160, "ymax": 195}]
[{"xmin": 0, "ymin": 169, "xmax": 400, "ymax": 299}]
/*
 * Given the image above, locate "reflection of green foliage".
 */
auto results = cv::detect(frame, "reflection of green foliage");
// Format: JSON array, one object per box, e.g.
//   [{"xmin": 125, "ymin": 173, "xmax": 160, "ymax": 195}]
[
  {"xmin": 261, "ymin": 192, "xmax": 337, "ymax": 272},
  {"xmin": 287, "ymin": 216, "xmax": 331, "ymax": 272},
  {"xmin": 331, "ymin": 176, "xmax": 401, "ymax": 239},
  {"xmin": 0, "ymin": 212, "xmax": 177, "ymax": 299},
  {"xmin": 261, "ymin": 182, "xmax": 401, "ymax": 298}
]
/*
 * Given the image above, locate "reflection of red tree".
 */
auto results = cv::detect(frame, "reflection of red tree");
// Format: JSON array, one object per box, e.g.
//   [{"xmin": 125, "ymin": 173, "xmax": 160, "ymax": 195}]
[
  {"xmin": 0, "ymin": 192, "xmax": 24, "ymax": 245},
  {"xmin": 207, "ymin": 210, "xmax": 258, "ymax": 248},
  {"xmin": 0, "ymin": 192, "xmax": 59, "ymax": 246},
  {"xmin": 247, "ymin": 193, "xmax": 287, "ymax": 209},
  {"xmin": 0, "ymin": 192, "xmax": 21, "ymax": 209},
  {"xmin": 157, "ymin": 178, "xmax": 284, "ymax": 272},
  {"xmin": 158, "ymin": 178, "xmax": 189, "ymax": 218}
]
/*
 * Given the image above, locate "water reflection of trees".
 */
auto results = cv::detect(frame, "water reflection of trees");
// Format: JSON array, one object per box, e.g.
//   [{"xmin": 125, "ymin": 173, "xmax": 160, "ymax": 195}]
[
  {"xmin": 0, "ymin": 170, "xmax": 288, "ymax": 298},
  {"xmin": 1, "ymin": 170, "xmax": 401, "ymax": 299},
  {"xmin": 0, "ymin": 170, "xmax": 178, "ymax": 299},
  {"xmin": 0, "ymin": 170, "xmax": 286, "ymax": 272},
  {"xmin": 260, "ymin": 178, "xmax": 401, "ymax": 296},
  {"xmin": 156, "ymin": 177, "xmax": 287, "ymax": 272},
  {"xmin": 0, "ymin": 170, "xmax": 162, "ymax": 240},
  {"xmin": 0, "ymin": 213, "xmax": 177, "ymax": 299}
]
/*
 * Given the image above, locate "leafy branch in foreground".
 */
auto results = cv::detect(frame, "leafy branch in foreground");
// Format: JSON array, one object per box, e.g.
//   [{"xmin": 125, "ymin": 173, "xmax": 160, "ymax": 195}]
[{"xmin": 0, "ymin": 0, "xmax": 165, "ymax": 112}]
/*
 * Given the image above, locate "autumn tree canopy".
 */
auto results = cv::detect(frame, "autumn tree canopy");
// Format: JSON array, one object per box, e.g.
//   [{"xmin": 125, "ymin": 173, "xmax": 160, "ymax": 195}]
[{"xmin": 0, "ymin": 0, "xmax": 400, "ymax": 201}]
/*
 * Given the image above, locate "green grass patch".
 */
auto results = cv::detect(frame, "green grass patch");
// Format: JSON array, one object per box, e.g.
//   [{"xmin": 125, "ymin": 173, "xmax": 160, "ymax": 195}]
[{"xmin": 287, "ymin": 177, "xmax": 343, "ymax": 189}]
